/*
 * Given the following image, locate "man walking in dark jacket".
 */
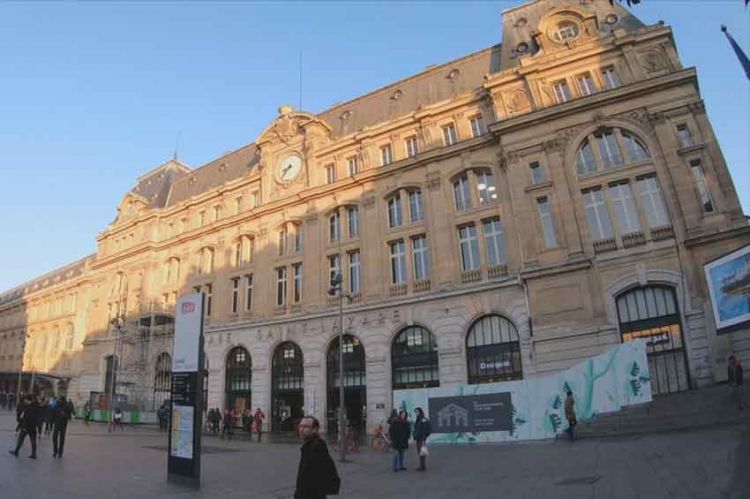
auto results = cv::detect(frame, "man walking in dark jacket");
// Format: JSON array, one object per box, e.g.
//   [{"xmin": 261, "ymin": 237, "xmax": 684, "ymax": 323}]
[
  {"xmin": 295, "ymin": 416, "xmax": 340, "ymax": 499},
  {"xmin": 52, "ymin": 396, "xmax": 73, "ymax": 458},
  {"xmin": 413, "ymin": 407, "xmax": 431, "ymax": 472},
  {"xmin": 9, "ymin": 395, "xmax": 39, "ymax": 459}
]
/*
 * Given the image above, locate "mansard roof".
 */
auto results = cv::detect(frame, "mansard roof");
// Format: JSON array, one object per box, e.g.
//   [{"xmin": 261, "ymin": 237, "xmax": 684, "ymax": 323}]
[{"xmin": 0, "ymin": 255, "xmax": 93, "ymax": 306}]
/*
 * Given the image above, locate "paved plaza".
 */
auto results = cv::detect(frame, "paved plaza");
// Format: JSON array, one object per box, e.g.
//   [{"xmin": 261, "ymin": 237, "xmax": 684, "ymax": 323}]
[{"xmin": 1, "ymin": 411, "xmax": 748, "ymax": 499}]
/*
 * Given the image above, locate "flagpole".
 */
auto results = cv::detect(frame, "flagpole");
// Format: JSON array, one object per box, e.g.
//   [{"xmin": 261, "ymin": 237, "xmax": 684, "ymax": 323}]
[{"xmin": 721, "ymin": 25, "xmax": 750, "ymax": 81}]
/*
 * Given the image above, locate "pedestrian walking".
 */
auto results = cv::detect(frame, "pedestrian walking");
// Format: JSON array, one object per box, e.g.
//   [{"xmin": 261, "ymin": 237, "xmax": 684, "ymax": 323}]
[
  {"xmin": 221, "ymin": 409, "xmax": 234, "ymax": 439},
  {"xmin": 111, "ymin": 407, "xmax": 124, "ymax": 431},
  {"xmin": 728, "ymin": 356, "xmax": 745, "ymax": 410},
  {"xmin": 241, "ymin": 409, "xmax": 252, "ymax": 439},
  {"xmin": 9, "ymin": 395, "xmax": 39, "ymax": 459},
  {"xmin": 36, "ymin": 397, "xmax": 45, "ymax": 436},
  {"xmin": 413, "ymin": 407, "xmax": 431, "ymax": 472},
  {"xmin": 294, "ymin": 416, "xmax": 340, "ymax": 499},
  {"xmin": 15, "ymin": 396, "xmax": 26, "ymax": 433},
  {"xmin": 253, "ymin": 407, "xmax": 265, "ymax": 442},
  {"xmin": 44, "ymin": 397, "xmax": 56, "ymax": 436},
  {"xmin": 564, "ymin": 390, "xmax": 577, "ymax": 441},
  {"xmin": 8, "ymin": 392, "xmax": 16, "ymax": 411},
  {"xmin": 83, "ymin": 401, "xmax": 92, "ymax": 425},
  {"xmin": 52, "ymin": 396, "xmax": 73, "ymax": 458},
  {"xmin": 388, "ymin": 410, "xmax": 409, "ymax": 472}
]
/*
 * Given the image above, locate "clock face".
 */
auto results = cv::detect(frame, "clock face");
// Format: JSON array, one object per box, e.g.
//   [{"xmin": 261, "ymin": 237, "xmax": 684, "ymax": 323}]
[{"xmin": 278, "ymin": 155, "xmax": 302, "ymax": 182}]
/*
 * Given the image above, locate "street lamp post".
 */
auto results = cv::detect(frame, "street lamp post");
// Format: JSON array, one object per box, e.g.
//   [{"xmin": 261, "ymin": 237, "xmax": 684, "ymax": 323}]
[{"xmin": 109, "ymin": 316, "xmax": 123, "ymax": 430}]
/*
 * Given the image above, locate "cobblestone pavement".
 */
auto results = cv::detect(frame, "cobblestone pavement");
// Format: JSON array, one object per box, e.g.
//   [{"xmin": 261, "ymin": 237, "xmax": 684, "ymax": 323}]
[{"xmin": 1, "ymin": 412, "xmax": 748, "ymax": 499}]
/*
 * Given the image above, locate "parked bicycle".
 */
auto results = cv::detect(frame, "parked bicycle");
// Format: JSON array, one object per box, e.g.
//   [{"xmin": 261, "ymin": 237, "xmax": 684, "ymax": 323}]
[
  {"xmin": 370, "ymin": 422, "xmax": 391, "ymax": 452},
  {"xmin": 331, "ymin": 423, "xmax": 360, "ymax": 453}
]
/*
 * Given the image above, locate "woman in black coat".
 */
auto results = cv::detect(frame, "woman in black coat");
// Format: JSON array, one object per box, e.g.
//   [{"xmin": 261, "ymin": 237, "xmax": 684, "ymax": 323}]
[{"xmin": 388, "ymin": 410, "xmax": 410, "ymax": 471}]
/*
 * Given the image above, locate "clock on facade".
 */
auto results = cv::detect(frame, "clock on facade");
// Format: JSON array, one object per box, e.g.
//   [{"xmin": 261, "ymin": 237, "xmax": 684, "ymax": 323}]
[{"xmin": 277, "ymin": 155, "xmax": 302, "ymax": 182}]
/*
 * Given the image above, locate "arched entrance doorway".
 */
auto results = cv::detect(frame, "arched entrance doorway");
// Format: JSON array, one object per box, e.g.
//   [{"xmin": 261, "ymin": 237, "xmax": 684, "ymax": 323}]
[
  {"xmin": 326, "ymin": 335, "xmax": 366, "ymax": 438},
  {"xmin": 391, "ymin": 326, "xmax": 440, "ymax": 390},
  {"xmin": 225, "ymin": 347, "xmax": 252, "ymax": 415},
  {"xmin": 466, "ymin": 315, "xmax": 523, "ymax": 384},
  {"xmin": 271, "ymin": 342, "xmax": 303, "ymax": 432},
  {"xmin": 616, "ymin": 285, "xmax": 690, "ymax": 394},
  {"xmin": 153, "ymin": 352, "xmax": 171, "ymax": 410}
]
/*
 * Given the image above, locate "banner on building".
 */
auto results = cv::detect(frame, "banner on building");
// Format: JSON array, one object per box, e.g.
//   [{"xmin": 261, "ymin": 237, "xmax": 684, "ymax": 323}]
[{"xmin": 705, "ymin": 244, "xmax": 750, "ymax": 332}]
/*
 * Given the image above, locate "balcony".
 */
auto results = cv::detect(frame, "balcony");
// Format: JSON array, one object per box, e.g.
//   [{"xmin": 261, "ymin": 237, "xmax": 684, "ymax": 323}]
[
  {"xmin": 650, "ymin": 225, "xmax": 674, "ymax": 241},
  {"xmin": 389, "ymin": 283, "xmax": 407, "ymax": 296},
  {"xmin": 414, "ymin": 279, "xmax": 431, "ymax": 293},
  {"xmin": 593, "ymin": 238, "xmax": 617, "ymax": 254},
  {"xmin": 461, "ymin": 269, "xmax": 482, "ymax": 283},
  {"xmin": 487, "ymin": 264, "xmax": 508, "ymax": 279},
  {"xmin": 622, "ymin": 231, "xmax": 646, "ymax": 249}
]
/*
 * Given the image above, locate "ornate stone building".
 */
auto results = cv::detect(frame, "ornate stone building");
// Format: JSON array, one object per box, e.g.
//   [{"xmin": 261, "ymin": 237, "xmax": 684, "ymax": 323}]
[{"xmin": 1, "ymin": 0, "xmax": 748, "ymax": 432}]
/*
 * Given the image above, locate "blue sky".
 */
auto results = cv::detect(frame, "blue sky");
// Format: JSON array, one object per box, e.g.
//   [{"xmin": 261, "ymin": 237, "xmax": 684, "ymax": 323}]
[{"xmin": 0, "ymin": 1, "xmax": 748, "ymax": 292}]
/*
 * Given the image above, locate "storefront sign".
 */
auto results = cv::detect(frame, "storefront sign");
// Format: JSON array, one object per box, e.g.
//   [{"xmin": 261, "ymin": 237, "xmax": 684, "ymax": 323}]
[
  {"xmin": 428, "ymin": 392, "xmax": 512, "ymax": 433},
  {"xmin": 173, "ymin": 294, "xmax": 203, "ymax": 372}
]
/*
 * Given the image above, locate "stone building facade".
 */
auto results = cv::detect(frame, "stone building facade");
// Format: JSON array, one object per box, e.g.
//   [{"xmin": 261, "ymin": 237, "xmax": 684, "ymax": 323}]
[{"xmin": 1, "ymin": 0, "xmax": 748, "ymax": 432}]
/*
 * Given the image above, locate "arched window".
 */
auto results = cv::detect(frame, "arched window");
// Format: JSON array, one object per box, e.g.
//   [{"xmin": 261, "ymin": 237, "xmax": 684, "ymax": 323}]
[
  {"xmin": 153, "ymin": 352, "xmax": 172, "ymax": 410},
  {"xmin": 575, "ymin": 127, "xmax": 651, "ymax": 174},
  {"xmin": 64, "ymin": 324, "xmax": 75, "ymax": 350},
  {"xmin": 197, "ymin": 247, "xmax": 214, "ymax": 275},
  {"xmin": 326, "ymin": 335, "xmax": 367, "ymax": 436},
  {"xmin": 271, "ymin": 342, "xmax": 304, "ymax": 431},
  {"xmin": 164, "ymin": 257, "xmax": 180, "ymax": 285},
  {"xmin": 391, "ymin": 326, "xmax": 439, "ymax": 390},
  {"xmin": 225, "ymin": 346, "xmax": 252, "ymax": 414},
  {"xmin": 616, "ymin": 285, "xmax": 689, "ymax": 394},
  {"xmin": 466, "ymin": 315, "xmax": 523, "ymax": 384}
]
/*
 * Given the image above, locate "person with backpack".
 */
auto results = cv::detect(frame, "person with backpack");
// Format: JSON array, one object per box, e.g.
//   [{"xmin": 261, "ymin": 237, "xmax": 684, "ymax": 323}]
[
  {"xmin": 413, "ymin": 407, "xmax": 431, "ymax": 472},
  {"xmin": 294, "ymin": 416, "xmax": 340, "ymax": 499}
]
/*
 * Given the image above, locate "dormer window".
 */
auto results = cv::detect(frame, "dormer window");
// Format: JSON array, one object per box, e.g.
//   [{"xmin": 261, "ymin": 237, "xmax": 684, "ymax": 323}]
[{"xmin": 552, "ymin": 21, "xmax": 580, "ymax": 43}]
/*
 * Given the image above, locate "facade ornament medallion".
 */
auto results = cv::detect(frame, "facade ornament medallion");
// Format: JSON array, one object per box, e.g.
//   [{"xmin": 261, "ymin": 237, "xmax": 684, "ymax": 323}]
[
  {"xmin": 273, "ymin": 106, "xmax": 300, "ymax": 144},
  {"xmin": 504, "ymin": 89, "xmax": 532, "ymax": 114}
]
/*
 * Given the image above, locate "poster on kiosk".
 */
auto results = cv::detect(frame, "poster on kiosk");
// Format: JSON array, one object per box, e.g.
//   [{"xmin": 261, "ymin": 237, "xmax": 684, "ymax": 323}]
[{"xmin": 168, "ymin": 293, "xmax": 204, "ymax": 488}]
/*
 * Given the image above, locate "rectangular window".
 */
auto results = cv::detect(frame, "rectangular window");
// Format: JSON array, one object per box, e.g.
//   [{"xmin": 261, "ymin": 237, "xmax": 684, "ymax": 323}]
[
  {"xmin": 329, "ymin": 211, "xmax": 341, "ymax": 242},
  {"xmin": 454, "ymin": 175, "xmax": 471, "ymax": 211},
  {"xmin": 477, "ymin": 170, "xmax": 497, "ymax": 204},
  {"xmin": 198, "ymin": 211, "xmax": 206, "ymax": 227},
  {"xmin": 582, "ymin": 188, "xmax": 614, "ymax": 241},
  {"xmin": 276, "ymin": 268, "xmax": 287, "ymax": 307},
  {"xmin": 293, "ymin": 225, "xmax": 303, "ymax": 252},
  {"xmin": 231, "ymin": 277, "xmax": 240, "ymax": 314},
  {"xmin": 609, "ymin": 182, "xmax": 641, "ymax": 234},
  {"xmin": 442, "ymin": 123, "xmax": 457, "ymax": 146},
  {"xmin": 388, "ymin": 194, "xmax": 403, "ymax": 228},
  {"xmin": 380, "ymin": 144, "xmax": 393, "ymax": 166},
  {"xmin": 601, "ymin": 66, "xmax": 621, "ymax": 89},
  {"xmin": 205, "ymin": 284, "xmax": 213, "ymax": 317},
  {"xmin": 537, "ymin": 197, "xmax": 558, "ymax": 249},
  {"xmin": 483, "ymin": 218, "xmax": 507, "ymax": 266},
  {"xmin": 408, "ymin": 189, "xmax": 423, "ymax": 222},
  {"xmin": 577, "ymin": 72, "xmax": 597, "ymax": 96},
  {"xmin": 469, "ymin": 115, "xmax": 484, "ymax": 138},
  {"xmin": 677, "ymin": 125, "xmax": 694, "ymax": 148},
  {"xmin": 458, "ymin": 225, "xmax": 481, "ymax": 271},
  {"xmin": 278, "ymin": 228, "xmax": 287, "ymax": 256},
  {"xmin": 293, "ymin": 263, "xmax": 303, "ymax": 303},
  {"xmin": 690, "ymin": 160, "xmax": 715, "ymax": 213},
  {"xmin": 329, "ymin": 255, "xmax": 341, "ymax": 288},
  {"xmin": 411, "ymin": 235, "xmax": 431, "ymax": 280},
  {"xmin": 405, "ymin": 136, "xmax": 419, "ymax": 158},
  {"xmin": 596, "ymin": 129, "xmax": 623, "ymax": 167},
  {"xmin": 529, "ymin": 161, "xmax": 545, "ymax": 185},
  {"xmin": 348, "ymin": 206, "xmax": 359, "ymax": 238},
  {"xmin": 251, "ymin": 191, "xmax": 260, "ymax": 208},
  {"xmin": 244, "ymin": 274, "xmax": 253, "ymax": 311},
  {"xmin": 637, "ymin": 176, "xmax": 670, "ymax": 228},
  {"xmin": 235, "ymin": 197, "xmax": 242, "ymax": 215},
  {"xmin": 347, "ymin": 156, "xmax": 359, "ymax": 175},
  {"xmin": 212, "ymin": 205, "xmax": 221, "ymax": 221},
  {"xmin": 389, "ymin": 240, "xmax": 407, "ymax": 284},
  {"xmin": 553, "ymin": 79, "xmax": 572, "ymax": 103},
  {"xmin": 325, "ymin": 164, "xmax": 336, "ymax": 184},
  {"xmin": 348, "ymin": 251, "xmax": 361, "ymax": 294}
]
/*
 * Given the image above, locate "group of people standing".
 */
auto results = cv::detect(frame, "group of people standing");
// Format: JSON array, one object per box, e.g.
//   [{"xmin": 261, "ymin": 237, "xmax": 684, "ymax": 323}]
[
  {"xmin": 206, "ymin": 407, "xmax": 265, "ymax": 442},
  {"xmin": 0, "ymin": 391, "xmax": 18, "ymax": 411},
  {"xmin": 9, "ymin": 393, "xmax": 74, "ymax": 459},
  {"xmin": 387, "ymin": 407, "xmax": 432, "ymax": 472}
]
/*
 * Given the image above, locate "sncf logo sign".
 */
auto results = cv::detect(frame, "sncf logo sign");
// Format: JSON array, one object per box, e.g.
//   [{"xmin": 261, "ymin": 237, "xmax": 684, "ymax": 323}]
[{"xmin": 181, "ymin": 302, "xmax": 196, "ymax": 314}]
